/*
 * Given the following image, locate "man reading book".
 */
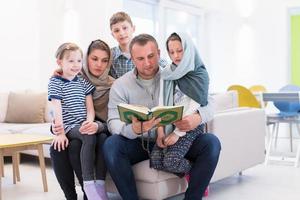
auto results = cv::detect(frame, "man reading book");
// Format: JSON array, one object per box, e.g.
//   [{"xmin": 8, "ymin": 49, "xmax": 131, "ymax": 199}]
[
  {"xmin": 117, "ymin": 103, "xmax": 184, "ymax": 125},
  {"xmin": 103, "ymin": 34, "xmax": 221, "ymax": 200}
]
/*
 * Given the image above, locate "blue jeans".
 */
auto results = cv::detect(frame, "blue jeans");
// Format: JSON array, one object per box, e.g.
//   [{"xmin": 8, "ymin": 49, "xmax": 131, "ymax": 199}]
[{"xmin": 103, "ymin": 133, "xmax": 221, "ymax": 200}]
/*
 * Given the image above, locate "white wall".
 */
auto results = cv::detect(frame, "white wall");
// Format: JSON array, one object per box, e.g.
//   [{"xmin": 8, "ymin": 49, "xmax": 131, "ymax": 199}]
[
  {"xmin": 0, "ymin": 0, "xmax": 122, "ymax": 91},
  {"xmin": 202, "ymin": 0, "xmax": 300, "ymax": 93},
  {"xmin": 0, "ymin": 0, "xmax": 300, "ymax": 93},
  {"xmin": 37, "ymin": 0, "xmax": 122, "ymax": 89},
  {"xmin": 0, "ymin": 0, "xmax": 40, "ymax": 91}
]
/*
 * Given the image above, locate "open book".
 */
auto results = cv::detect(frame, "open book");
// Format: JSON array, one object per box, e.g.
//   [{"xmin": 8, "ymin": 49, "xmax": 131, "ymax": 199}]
[{"xmin": 117, "ymin": 103, "xmax": 184, "ymax": 126}]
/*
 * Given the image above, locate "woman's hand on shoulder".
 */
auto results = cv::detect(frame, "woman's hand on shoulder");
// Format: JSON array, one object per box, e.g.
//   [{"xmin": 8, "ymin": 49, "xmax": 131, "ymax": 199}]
[
  {"xmin": 52, "ymin": 68, "xmax": 63, "ymax": 77},
  {"xmin": 79, "ymin": 121, "xmax": 98, "ymax": 135},
  {"xmin": 52, "ymin": 133, "xmax": 69, "ymax": 152}
]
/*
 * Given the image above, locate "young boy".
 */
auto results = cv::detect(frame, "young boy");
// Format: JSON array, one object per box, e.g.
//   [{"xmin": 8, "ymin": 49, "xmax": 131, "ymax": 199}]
[
  {"xmin": 109, "ymin": 11, "xmax": 167, "ymax": 79},
  {"xmin": 109, "ymin": 11, "xmax": 136, "ymax": 79}
]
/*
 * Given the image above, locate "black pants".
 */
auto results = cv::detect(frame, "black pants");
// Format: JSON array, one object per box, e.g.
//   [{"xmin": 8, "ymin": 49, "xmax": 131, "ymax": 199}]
[{"xmin": 50, "ymin": 133, "xmax": 108, "ymax": 200}]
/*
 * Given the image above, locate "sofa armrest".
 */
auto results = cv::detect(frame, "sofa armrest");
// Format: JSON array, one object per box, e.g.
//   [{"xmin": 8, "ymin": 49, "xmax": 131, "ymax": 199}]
[{"xmin": 208, "ymin": 108, "xmax": 266, "ymax": 182}]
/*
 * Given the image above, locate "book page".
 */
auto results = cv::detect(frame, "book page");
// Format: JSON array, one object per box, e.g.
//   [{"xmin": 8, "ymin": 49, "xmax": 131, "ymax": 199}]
[
  {"xmin": 151, "ymin": 105, "xmax": 183, "ymax": 112},
  {"xmin": 118, "ymin": 103, "xmax": 150, "ymax": 114},
  {"xmin": 151, "ymin": 105, "xmax": 184, "ymax": 125},
  {"xmin": 118, "ymin": 103, "xmax": 150, "ymax": 123}
]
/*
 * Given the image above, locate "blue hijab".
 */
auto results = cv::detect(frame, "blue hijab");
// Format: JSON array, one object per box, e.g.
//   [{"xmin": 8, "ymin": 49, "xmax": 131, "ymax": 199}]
[{"xmin": 160, "ymin": 32, "xmax": 209, "ymax": 107}]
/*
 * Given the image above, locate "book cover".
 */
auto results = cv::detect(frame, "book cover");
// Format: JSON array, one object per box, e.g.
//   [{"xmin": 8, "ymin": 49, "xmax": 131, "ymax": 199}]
[{"xmin": 117, "ymin": 103, "xmax": 184, "ymax": 126}]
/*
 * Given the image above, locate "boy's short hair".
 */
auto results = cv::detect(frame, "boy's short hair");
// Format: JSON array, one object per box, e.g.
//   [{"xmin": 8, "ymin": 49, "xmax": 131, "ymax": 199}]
[
  {"xmin": 129, "ymin": 34, "xmax": 158, "ymax": 54},
  {"xmin": 110, "ymin": 11, "xmax": 133, "ymax": 29}
]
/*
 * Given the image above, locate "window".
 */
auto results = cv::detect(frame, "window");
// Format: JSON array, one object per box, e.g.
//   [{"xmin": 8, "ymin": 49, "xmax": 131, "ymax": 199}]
[
  {"xmin": 123, "ymin": 0, "xmax": 205, "ymax": 61},
  {"xmin": 124, "ymin": 0, "xmax": 158, "ymax": 36},
  {"xmin": 164, "ymin": 8, "xmax": 201, "ymax": 48}
]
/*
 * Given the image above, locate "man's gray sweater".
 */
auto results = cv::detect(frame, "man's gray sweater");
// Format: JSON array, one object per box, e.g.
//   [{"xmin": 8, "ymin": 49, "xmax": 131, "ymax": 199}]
[{"xmin": 107, "ymin": 69, "xmax": 214, "ymax": 139}]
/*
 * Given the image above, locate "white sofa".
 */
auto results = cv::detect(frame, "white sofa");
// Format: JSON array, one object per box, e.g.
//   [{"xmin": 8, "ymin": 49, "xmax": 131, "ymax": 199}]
[
  {"xmin": 208, "ymin": 91, "xmax": 266, "ymax": 182},
  {"xmin": 0, "ymin": 91, "xmax": 52, "ymax": 158},
  {"xmin": 0, "ymin": 90, "xmax": 266, "ymax": 199},
  {"xmin": 105, "ymin": 91, "xmax": 266, "ymax": 199}
]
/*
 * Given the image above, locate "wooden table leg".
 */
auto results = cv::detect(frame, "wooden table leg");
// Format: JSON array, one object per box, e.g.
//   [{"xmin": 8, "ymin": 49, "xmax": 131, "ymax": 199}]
[
  {"xmin": 37, "ymin": 144, "xmax": 48, "ymax": 192},
  {"xmin": 12, "ymin": 152, "xmax": 20, "ymax": 183},
  {"xmin": 0, "ymin": 169, "xmax": 1, "ymax": 200},
  {"xmin": 16, "ymin": 153, "xmax": 20, "ymax": 182},
  {"xmin": 0, "ymin": 151, "xmax": 3, "ymax": 178},
  {"xmin": 0, "ymin": 149, "xmax": 3, "ymax": 200}
]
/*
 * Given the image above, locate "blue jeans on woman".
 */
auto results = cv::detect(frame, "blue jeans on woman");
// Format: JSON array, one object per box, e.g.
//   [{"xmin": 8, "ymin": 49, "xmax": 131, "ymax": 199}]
[{"xmin": 103, "ymin": 131, "xmax": 221, "ymax": 200}]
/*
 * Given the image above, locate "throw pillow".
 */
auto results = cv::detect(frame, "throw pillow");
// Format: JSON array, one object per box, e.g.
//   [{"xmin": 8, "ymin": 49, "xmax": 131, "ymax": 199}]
[
  {"xmin": 5, "ymin": 91, "xmax": 47, "ymax": 123},
  {"xmin": 0, "ymin": 92, "xmax": 9, "ymax": 122}
]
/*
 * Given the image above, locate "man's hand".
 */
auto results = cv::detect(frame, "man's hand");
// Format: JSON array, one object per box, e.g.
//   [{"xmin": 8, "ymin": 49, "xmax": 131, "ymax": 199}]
[
  {"xmin": 174, "ymin": 113, "xmax": 202, "ymax": 132},
  {"xmin": 156, "ymin": 126, "xmax": 167, "ymax": 148},
  {"xmin": 132, "ymin": 117, "xmax": 161, "ymax": 135},
  {"xmin": 164, "ymin": 132, "xmax": 179, "ymax": 146},
  {"xmin": 79, "ymin": 121, "xmax": 98, "ymax": 135},
  {"xmin": 52, "ymin": 134, "xmax": 69, "ymax": 152}
]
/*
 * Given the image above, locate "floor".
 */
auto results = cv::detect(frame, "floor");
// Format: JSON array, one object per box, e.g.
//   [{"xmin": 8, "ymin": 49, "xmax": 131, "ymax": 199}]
[{"xmin": 1, "ymin": 154, "xmax": 300, "ymax": 200}]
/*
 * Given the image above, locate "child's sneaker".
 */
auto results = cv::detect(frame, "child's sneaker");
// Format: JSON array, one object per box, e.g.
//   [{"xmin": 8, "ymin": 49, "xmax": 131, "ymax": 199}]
[
  {"xmin": 95, "ymin": 183, "xmax": 109, "ymax": 200},
  {"xmin": 83, "ymin": 181, "xmax": 100, "ymax": 200}
]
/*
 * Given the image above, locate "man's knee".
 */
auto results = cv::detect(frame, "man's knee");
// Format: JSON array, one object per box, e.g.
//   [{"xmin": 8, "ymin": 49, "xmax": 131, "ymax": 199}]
[
  {"xmin": 103, "ymin": 135, "xmax": 123, "ymax": 165},
  {"xmin": 204, "ymin": 134, "xmax": 221, "ymax": 158}
]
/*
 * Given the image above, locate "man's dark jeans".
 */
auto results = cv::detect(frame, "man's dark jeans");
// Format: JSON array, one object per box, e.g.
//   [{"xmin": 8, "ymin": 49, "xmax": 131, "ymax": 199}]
[{"xmin": 103, "ymin": 132, "xmax": 221, "ymax": 200}]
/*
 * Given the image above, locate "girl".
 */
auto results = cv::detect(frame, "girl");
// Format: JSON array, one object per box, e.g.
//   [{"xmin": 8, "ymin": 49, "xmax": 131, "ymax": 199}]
[
  {"xmin": 49, "ymin": 42, "xmax": 109, "ymax": 200},
  {"xmin": 150, "ymin": 32, "xmax": 210, "ymax": 176}
]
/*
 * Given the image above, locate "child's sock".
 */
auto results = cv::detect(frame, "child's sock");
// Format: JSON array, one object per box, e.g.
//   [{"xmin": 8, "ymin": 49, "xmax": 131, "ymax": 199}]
[
  {"xmin": 83, "ymin": 180, "xmax": 100, "ymax": 200},
  {"xmin": 95, "ymin": 180, "xmax": 109, "ymax": 200}
]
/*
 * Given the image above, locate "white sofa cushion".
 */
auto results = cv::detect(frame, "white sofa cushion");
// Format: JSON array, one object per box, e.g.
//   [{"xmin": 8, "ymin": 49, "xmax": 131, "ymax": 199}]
[
  {"xmin": 0, "ymin": 123, "xmax": 50, "ymax": 134},
  {"xmin": 212, "ymin": 91, "xmax": 238, "ymax": 113},
  {"xmin": 0, "ymin": 92, "xmax": 9, "ymax": 122},
  {"xmin": 132, "ymin": 160, "xmax": 179, "ymax": 182}
]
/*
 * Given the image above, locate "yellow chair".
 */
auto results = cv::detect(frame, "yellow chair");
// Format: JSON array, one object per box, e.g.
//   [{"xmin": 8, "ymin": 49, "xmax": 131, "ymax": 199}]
[
  {"xmin": 227, "ymin": 85, "xmax": 261, "ymax": 108},
  {"xmin": 249, "ymin": 85, "xmax": 267, "ymax": 107},
  {"xmin": 249, "ymin": 85, "xmax": 267, "ymax": 93}
]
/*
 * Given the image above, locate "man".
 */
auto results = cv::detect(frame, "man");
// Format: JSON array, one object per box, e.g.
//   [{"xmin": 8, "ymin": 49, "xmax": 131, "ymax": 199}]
[{"xmin": 103, "ymin": 34, "xmax": 221, "ymax": 200}]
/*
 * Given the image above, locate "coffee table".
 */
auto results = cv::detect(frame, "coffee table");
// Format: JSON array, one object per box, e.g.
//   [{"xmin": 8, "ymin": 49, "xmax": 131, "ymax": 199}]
[{"xmin": 0, "ymin": 134, "xmax": 53, "ymax": 200}]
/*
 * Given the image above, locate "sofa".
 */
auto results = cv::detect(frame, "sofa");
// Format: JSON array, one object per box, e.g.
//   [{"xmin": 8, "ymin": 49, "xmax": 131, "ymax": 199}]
[
  {"xmin": 105, "ymin": 90, "xmax": 266, "ymax": 199},
  {"xmin": 0, "ymin": 91, "xmax": 52, "ymax": 158},
  {"xmin": 0, "ymin": 90, "xmax": 266, "ymax": 199}
]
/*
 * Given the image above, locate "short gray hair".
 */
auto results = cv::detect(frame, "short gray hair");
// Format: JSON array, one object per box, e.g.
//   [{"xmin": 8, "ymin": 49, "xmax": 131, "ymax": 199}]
[{"xmin": 129, "ymin": 34, "xmax": 158, "ymax": 55}]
